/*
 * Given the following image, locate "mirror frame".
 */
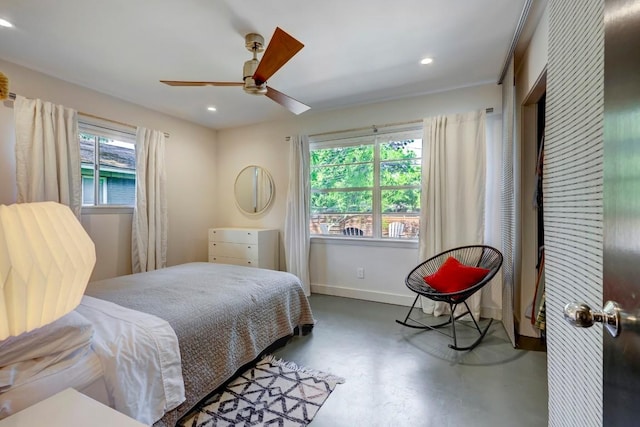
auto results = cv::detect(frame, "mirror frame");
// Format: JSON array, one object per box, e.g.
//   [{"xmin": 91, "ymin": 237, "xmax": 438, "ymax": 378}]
[{"xmin": 234, "ymin": 165, "xmax": 275, "ymax": 215}]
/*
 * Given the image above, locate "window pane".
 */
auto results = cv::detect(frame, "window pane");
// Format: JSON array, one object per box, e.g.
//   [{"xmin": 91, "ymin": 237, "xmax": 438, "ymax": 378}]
[
  {"xmin": 80, "ymin": 133, "xmax": 96, "ymax": 206},
  {"xmin": 80, "ymin": 133, "xmax": 95, "ymax": 163},
  {"xmin": 311, "ymin": 145, "xmax": 373, "ymax": 166},
  {"xmin": 98, "ymin": 137, "xmax": 136, "ymax": 205},
  {"xmin": 311, "ymin": 144, "xmax": 374, "ymax": 189},
  {"xmin": 381, "ymin": 189, "xmax": 420, "ymax": 213},
  {"xmin": 311, "ymin": 163, "xmax": 374, "ymax": 189},
  {"xmin": 380, "ymin": 138, "xmax": 422, "ymax": 161},
  {"xmin": 81, "ymin": 176, "xmax": 94, "ymax": 205},
  {"xmin": 380, "ymin": 159, "xmax": 421, "ymax": 186},
  {"xmin": 382, "ymin": 214, "xmax": 419, "ymax": 239},
  {"xmin": 311, "ymin": 190, "xmax": 372, "ymax": 214},
  {"xmin": 310, "ymin": 214, "xmax": 372, "ymax": 237}
]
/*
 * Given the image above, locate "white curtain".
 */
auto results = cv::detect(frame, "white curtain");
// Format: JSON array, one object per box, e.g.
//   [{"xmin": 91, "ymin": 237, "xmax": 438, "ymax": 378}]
[
  {"xmin": 484, "ymin": 111, "xmax": 504, "ymax": 319},
  {"xmin": 500, "ymin": 58, "xmax": 517, "ymax": 347},
  {"xmin": 14, "ymin": 96, "xmax": 81, "ymax": 217},
  {"xmin": 419, "ymin": 110, "xmax": 487, "ymax": 317},
  {"xmin": 132, "ymin": 127, "xmax": 167, "ymax": 273},
  {"xmin": 284, "ymin": 135, "xmax": 311, "ymax": 295}
]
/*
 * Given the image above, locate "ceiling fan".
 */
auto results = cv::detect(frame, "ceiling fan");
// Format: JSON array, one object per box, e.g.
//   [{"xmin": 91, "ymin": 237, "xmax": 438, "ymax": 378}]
[{"xmin": 160, "ymin": 27, "xmax": 310, "ymax": 115}]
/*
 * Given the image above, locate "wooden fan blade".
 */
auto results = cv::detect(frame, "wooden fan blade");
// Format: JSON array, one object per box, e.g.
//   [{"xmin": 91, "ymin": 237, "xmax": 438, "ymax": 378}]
[
  {"xmin": 253, "ymin": 27, "xmax": 304, "ymax": 85},
  {"xmin": 160, "ymin": 80, "xmax": 244, "ymax": 87},
  {"xmin": 265, "ymin": 86, "xmax": 310, "ymax": 115}
]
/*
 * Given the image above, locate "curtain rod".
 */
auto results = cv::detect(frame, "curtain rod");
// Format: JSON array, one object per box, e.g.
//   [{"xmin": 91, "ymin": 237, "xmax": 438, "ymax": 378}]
[
  {"xmin": 286, "ymin": 107, "xmax": 494, "ymax": 141},
  {"xmin": 7, "ymin": 92, "xmax": 170, "ymax": 138}
]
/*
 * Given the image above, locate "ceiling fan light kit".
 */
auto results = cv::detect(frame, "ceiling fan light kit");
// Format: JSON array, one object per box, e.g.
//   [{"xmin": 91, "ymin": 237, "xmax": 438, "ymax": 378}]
[{"xmin": 160, "ymin": 27, "xmax": 310, "ymax": 115}]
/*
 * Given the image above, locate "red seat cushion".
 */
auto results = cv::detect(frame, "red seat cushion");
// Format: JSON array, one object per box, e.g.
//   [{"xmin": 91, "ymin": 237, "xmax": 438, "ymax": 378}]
[{"xmin": 423, "ymin": 256, "xmax": 490, "ymax": 294}]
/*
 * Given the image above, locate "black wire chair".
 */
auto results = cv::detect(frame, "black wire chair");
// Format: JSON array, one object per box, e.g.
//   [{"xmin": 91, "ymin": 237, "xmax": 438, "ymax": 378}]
[{"xmin": 396, "ymin": 245, "xmax": 503, "ymax": 351}]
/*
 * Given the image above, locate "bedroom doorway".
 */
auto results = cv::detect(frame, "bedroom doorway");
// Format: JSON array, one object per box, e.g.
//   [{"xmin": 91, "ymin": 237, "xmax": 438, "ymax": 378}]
[{"xmin": 516, "ymin": 69, "xmax": 547, "ymax": 351}]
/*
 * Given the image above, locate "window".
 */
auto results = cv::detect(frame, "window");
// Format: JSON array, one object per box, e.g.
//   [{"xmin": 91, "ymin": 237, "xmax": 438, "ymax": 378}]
[
  {"xmin": 79, "ymin": 122, "xmax": 136, "ymax": 206},
  {"xmin": 310, "ymin": 128, "xmax": 422, "ymax": 239}
]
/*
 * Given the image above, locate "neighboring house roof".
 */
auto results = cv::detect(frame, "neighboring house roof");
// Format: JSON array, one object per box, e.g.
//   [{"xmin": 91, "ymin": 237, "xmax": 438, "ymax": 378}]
[{"xmin": 80, "ymin": 139, "xmax": 135, "ymax": 171}]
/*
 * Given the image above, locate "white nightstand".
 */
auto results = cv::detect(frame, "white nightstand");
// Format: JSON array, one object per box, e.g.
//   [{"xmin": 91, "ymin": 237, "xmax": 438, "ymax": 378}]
[{"xmin": 0, "ymin": 388, "xmax": 148, "ymax": 427}]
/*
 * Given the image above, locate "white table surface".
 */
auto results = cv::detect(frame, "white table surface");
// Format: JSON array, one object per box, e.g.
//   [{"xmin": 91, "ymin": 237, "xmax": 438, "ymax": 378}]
[{"xmin": 0, "ymin": 388, "xmax": 148, "ymax": 427}]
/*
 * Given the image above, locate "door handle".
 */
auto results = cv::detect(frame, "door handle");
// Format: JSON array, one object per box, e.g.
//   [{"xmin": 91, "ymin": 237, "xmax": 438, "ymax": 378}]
[{"xmin": 563, "ymin": 300, "xmax": 640, "ymax": 338}]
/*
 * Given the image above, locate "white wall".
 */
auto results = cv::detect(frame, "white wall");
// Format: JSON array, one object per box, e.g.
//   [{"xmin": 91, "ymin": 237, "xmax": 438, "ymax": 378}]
[
  {"xmin": 0, "ymin": 59, "xmax": 218, "ymax": 280},
  {"xmin": 217, "ymin": 83, "xmax": 504, "ymax": 315}
]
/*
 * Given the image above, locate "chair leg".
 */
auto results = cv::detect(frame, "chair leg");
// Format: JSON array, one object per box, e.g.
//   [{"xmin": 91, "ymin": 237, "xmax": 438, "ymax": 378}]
[
  {"xmin": 463, "ymin": 301, "xmax": 482, "ymax": 331},
  {"xmin": 449, "ymin": 303, "xmax": 458, "ymax": 349},
  {"xmin": 396, "ymin": 295, "xmax": 453, "ymax": 329},
  {"xmin": 447, "ymin": 302, "xmax": 494, "ymax": 351},
  {"xmin": 397, "ymin": 294, "xmax": 420, "ymax": 324}
]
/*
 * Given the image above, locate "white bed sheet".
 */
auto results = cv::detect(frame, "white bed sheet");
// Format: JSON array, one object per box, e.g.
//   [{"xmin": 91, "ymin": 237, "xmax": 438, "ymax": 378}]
[
  {"xmin": 76, "ymin": 296, "xmax": 185, "ymax": 425},
  {"xmin": 0, "ymin": 347, "xmax": 104, "ymax": 418}
]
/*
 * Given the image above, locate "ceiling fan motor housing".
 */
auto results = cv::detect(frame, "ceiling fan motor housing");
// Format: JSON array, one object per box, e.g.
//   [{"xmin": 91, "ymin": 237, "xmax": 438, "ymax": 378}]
[
  {"xmin": 244, "ymin": 33, "xmax": 264, "ymax": 52},
  {"xmin": 243, "ymin": 58, "xmax": 267, "ymax": 95}
]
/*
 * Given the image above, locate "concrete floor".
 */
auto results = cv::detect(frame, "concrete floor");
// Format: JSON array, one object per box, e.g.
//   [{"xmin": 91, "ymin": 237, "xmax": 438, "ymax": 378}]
[{"xmin": 273, "ymin": 294, "xmax": 548, "ymax": 427}]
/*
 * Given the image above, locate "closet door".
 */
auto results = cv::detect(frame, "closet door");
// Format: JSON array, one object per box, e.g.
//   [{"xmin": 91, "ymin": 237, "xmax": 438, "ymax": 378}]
[
  {"xmin": 545, "ymin": 0, "xmax": 604, "ymax": 425},
  {"xmin": 600, "ymin": 0, "xmax": 640, "ymax": 423},
  {"xmin": 548, "ymin": 0, "xmax": 640, "ymax": 424}
]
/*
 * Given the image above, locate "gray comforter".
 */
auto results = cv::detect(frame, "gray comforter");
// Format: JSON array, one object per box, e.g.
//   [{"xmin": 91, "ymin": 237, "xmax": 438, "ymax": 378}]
[{"xmin": 84, "ymin": 262, "xmax": 315, "ymax": 427}]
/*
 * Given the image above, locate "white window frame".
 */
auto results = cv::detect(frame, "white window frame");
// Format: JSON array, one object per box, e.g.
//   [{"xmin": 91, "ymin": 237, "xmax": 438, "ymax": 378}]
[{"xmin": 309, "ymin": 126, "xmax": 422, "ymax": 240}]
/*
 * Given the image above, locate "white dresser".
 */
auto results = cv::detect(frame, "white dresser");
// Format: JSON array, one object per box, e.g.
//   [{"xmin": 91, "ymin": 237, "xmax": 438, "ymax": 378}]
[{"xmin": 208, "ymin": 227, "xmax": 279, "ymax": 270}]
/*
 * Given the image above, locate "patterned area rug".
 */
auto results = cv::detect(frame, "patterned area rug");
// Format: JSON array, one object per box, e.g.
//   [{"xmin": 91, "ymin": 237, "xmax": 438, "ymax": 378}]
[{"xmin": 180, "ymin": 355, "xmax": 345, "ymax": 427}]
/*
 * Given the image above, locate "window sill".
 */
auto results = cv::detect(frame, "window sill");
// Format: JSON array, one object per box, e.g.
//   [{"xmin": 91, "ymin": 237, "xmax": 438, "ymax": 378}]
[
  {"xmin": 310, "ymin": 235, "xmax": 418, "ymax": 249},
  {"xmin": 81, "ymin": 206, "xmax": 134, "ymax": 215}
]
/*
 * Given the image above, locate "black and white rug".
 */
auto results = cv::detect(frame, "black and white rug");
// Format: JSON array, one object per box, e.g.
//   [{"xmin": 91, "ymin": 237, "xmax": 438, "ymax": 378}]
[{"xmin": 180, "ymin": 355, "xmax": 345, "ymax": 427}]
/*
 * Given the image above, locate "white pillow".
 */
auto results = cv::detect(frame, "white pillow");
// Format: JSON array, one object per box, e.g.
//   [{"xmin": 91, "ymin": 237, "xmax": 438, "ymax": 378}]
[{"xmin": 0, "ymin": 310, "xmax": 94, "ymax": 391}]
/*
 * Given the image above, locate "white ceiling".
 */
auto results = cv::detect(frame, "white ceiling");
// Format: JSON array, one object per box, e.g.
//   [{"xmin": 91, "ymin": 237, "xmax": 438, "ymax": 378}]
[{"xmin": 0, "ymin": 0, "xmax": 525, "ymax": 130}]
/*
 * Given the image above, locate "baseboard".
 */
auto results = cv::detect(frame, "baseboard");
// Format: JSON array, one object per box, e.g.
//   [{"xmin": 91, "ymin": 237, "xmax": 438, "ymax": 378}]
[
  {"xmin": 516, "ymin": 334, "xmax": 547, "ymax": 352},
  {"xmin": 311, "ymin": 283, "xmax": 503, "ymax": 319},
  {"xmin": 310, "ymin": 284, "xmax": 416, "ymax": 306}
]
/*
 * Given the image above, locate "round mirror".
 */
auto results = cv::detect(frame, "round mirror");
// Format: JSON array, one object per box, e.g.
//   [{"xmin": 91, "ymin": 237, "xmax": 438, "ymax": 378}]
[{"xmin": 234, "ymin": 165, "xmax": 275, "ymax": 215}]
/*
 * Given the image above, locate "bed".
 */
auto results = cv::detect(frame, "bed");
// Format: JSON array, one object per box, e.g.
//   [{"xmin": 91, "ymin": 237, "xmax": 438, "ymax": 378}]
[{"xmin": 0, "ymin": 262, "xmax": 314, "ymax": 427}]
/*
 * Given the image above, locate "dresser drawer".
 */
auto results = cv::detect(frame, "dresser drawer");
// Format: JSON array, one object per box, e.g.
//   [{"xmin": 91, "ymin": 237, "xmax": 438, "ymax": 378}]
[
  {"xmin": 207, "ymin": 227, "xmax": 278, "ymax": 270},
  {"xmin": 209, "ymin": 242, "xmax": 258, "ymax": 259},
  {"xmin": 208, "ymin": 255, "xmax": 257, "ymax": 267},
  {"xmin": 209, "ymin": 228, "xmax": 259, "ymax": 244}
]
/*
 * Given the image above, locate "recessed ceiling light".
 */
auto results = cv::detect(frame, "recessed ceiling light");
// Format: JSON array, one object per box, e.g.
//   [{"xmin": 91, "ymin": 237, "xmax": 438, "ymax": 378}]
[
  {"xmin": 207, "ymin": 106, "xmax": 217, "ymax": 112},
  {"xmin": 0, "ymin": 19, "xmax": 14, "ymax": 28},
  {"xmin": 420, "ymin": 57, "xmax": 433, "ymax": 65}
]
